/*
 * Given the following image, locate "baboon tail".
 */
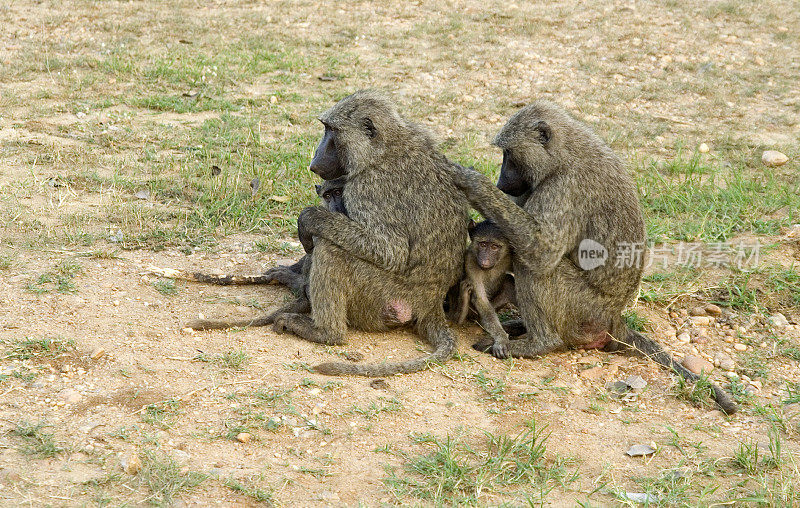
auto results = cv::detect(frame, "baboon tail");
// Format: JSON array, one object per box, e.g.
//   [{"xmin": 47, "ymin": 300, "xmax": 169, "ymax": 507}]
[
  {"xmin": 185, "ymin": 315, "xmax": 274, "ymax": 331},
  {"xmin": 312, "ymin": 316, "xmax": 457, "ymax": 377},
  {"xmin": 624, "ymin": 328, "xmax": 738, "ymax": 415},
  {"xmin": 192, "ymin": 273, "xmax": 272, "ymax": 286}
]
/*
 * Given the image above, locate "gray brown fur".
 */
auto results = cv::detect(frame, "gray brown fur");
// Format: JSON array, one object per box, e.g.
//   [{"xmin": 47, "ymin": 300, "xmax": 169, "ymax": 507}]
[
  {"xmin": 271, "ymin": 89, "xmax": 470, "ymax": 376},
  {"xmin": 450, "ymin": 100, "xmax": 736, "ymax": 414},
  {"xmin": 453, "ymin": 220, "xmax": 516, "ymax": 358}
]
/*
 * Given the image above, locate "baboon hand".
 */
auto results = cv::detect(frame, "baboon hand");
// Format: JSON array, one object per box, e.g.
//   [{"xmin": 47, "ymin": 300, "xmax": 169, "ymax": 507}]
[
  {"xmin": 447, "ymin": 164, "xmax": 484, "ymax": 190},
  {"xmin": 297, "ymin": 206, "xmax": 335, "ymax": 238}
]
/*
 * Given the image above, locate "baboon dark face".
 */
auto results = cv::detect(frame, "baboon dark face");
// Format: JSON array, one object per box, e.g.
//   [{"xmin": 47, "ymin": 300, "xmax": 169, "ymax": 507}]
[
  {"xmin": 469, "ymin": 221, "xmax": 511, "ymax": 270},
  {"xmin": 309, "ymin": 126, "xmax": 345, "ymax": 180},
  {"xmin": 496, "ymin": 151, "xmax": 529, "ymax": 197},
  {"xmin": 495, "ymin": 118, "xmax": 553, "ymax": 197},
  {"xmin": 320, "ymin": 185, "xmax": 345, "ymax": 214}
]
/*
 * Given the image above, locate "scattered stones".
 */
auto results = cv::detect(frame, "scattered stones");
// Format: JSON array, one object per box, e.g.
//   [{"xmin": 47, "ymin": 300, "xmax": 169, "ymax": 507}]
[
  {"xmin": 734, "ymin": 343, "xmax": 747, "ymax": 352},
  {"xmin": 677, "ymin": 332, "xmax": 691, "ymax": 344},
  {"xmin": 58, "ymin": 388, "xmax": 82, "ymax": 404},
  {"xmin": 690, "ymin": 316, "xmax": 712, "ymax": 326},
  {"xmin": 761, "ymin": 150, "xmax": 788, "ymax": 167},
  {"xmin": 369, "ymin": 379, "xmax": 390, "ymax": 390},
  {"xmin": 689, "ymin": 306, "xmax": 707, "ymax": 316},
  {"xmin": 235, "ymin": 432, "xmax": 251, "ymax": 443},
  {"xmin": 121, "ymin": 451, "xmax": 142, "ymax": 475},
  {"xmin": 705, "ymin": 304, "xmax": 722, "ymax": 317},
  {"xmin": 768, "ymin": 313, "xmax": 789, "ymax": 328},
  {"xmin": 681, "ymin": 355, "xmax": 714, "ymax": 375},
  {"xmin": 626, "ymin": 444, "xmax": 656, "ymax": 457}
]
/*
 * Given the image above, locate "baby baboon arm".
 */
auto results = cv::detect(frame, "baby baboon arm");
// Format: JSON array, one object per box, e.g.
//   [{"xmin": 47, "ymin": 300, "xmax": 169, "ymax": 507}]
[
  {"xmin": 297, "ymin": 206, "xmax": 410, "ymax": 274},
  {"xmin": 471, "ymin": 281, "xmax": 510, "ymax": 359},
  {"xmin": 449, "ymin": 166, "xmax": 574, "ymax": 274}
]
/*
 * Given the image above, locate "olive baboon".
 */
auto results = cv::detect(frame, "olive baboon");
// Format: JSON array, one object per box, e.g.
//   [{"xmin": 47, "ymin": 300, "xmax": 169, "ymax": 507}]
[
  {"xmin": 271, "ymin": 89, "xmax": 470, "ymax": 377},
  {"xmin": 449, "ymin": 100, "xmax": 737, "ymax": 414},
  {"xmin": 452, "ymin": 220, "xmax": 516, "ymax": 359},
  {"xmin": 186, "ymin": 178, "xmax": 347, "ymax": 330},
  {"xmin": 190, "ymin": 178, "xmax": 347, "ymax": 293}
]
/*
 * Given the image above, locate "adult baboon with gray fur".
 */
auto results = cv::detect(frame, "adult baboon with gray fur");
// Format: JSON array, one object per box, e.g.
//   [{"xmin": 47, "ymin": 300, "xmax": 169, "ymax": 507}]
[
  {"xmin": 449, "ymin": 100, "xmax": 737, "ymax": 414},
  {"xmin": 270, "ymin": 89, "xmax": 470, "ymax": 377}
]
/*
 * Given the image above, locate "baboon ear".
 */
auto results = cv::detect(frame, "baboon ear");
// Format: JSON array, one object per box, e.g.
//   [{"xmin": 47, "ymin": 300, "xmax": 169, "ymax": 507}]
[
  {"xmin": 363, "ymin": 117, "xmax": 377, "ymax": 139},
  {"xmin": 535, "ymin": 121, "xmax": 552, "ymax": 144},
  {"xmin": 315, "ymin": 184, "xmax": 322, "ymax": 194},
  {"xmin": 468, "ymin": 218, "xmax": 477, "ymax": 232}
]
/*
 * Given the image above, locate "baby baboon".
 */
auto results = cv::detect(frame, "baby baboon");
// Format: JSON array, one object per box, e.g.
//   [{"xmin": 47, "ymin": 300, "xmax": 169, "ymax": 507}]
[
  {"xmin": 186, "ymin": 178, "xmax": 346, "ymax": 330},
  {"xmin": 449, "ymin": 100, "xmax": 737, "ymax": 414},
  {"xmin": 271, "ymin": 89, "xmax": 470, "ymax": 376},
  {"xmin": 190, "ymin": 178, "xmax": 347, "ymax": 294},
  {"xmin": 454, "ymin": 220, "xmax": 516, "ymax": 359}
]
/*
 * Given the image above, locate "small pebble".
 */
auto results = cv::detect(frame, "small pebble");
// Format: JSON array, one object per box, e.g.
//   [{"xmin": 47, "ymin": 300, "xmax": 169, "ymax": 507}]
[
  {"xmin": 236, "ymin": 432, "xmax": 251, "ymax": 443},
  {"xmin": 734, "ymin": 343, "xmax": 747, "ymax": 352},
  {"xmin": 698, "ymin": 143, "xmax": 710, "ymax": 153},
  {"xmin": 677, "ymin": 332, "xmax": 691, "ymax": 344},
  {"xmin": 705, "ymin": 304, "xmax": 722, "ymax": 316},
  {"xmin": 681, "ymin": 355, "xmax": 714, "ymax": 375},
  {"xmin": 761, "ymin": 150, "xmax": 788, "ymax": 167},
  {"xmin": 690, "ymin": 316, "xmax": 711, "ymax": 326},
  {"xmin": 768, "ymin": 313, "xmax": 789, "ymax": 328},
  {"xmin": 689, "ymin": 306, "xmax": 707, "ymax": 316}
]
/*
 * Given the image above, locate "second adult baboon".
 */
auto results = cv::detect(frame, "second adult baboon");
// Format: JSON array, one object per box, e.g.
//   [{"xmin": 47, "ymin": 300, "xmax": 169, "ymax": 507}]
[
  {"xmin": 187, "ymin": 178, "xmax": 347, "ymax": 330},
  {"xmin": 191, "ymin": 178, "xmax": 347, "ymax": 293},
  {"xmin": 452, "ymin": 220, "xmax": 516, "ymax": 359},
  {"xmin": 270, "ymin": 89, "xmax": 470, "ymax": 377},
  {"xmin": 448, "ymin": 100, "xmax": 737, "ymax": 414}
]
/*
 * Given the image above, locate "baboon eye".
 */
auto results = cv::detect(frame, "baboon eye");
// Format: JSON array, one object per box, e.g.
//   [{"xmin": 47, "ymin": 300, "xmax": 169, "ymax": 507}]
[
  {"xmin": 490, "ymin": 244, "xmax": 500, "ymax": 251},
  {"xmin": 363, "ymin": 118, "xmax": 377, "ymax": 139},
  {"xmin": 333, "ymin": 189, "xmax": 342, "ymax": 196}
]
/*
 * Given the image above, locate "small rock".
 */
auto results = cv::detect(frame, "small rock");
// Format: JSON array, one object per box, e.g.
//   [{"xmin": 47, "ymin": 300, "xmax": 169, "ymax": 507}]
[
  {"xmin": 121, "ymin": 451, "xmax": 142, "ymax": 475},
  {"xmin": 681, "ymin": 355, "xmax": 714, "ymax": 375},
  {"xmin": 705, "ymin": 304, "xmax": 722, "ymax": 316},
  {"xmin": 624, "ymin": 375, "xmax": 647, "ymax": 391},
  {"xmin": 621, "ymin": 492, "xmax": 659, "ymax": 504},
  {"xmin": 750, "ymin": 380, "xmax": 763, "ymax": 390},
  {"xmin": 579, "ymin": 366, "xmax": 605, "ymax": 380},
  {"xmin": 734, "ymin": 343, "xmax": 747, "ymax": 352},
  {"xmin": 134, "ymin": 189, "xmax": 150, "ymax": 200},
  {"xmin": 691, "ymin": 336, "xmax": 708, "ymax": 345},
  {"xmin": 768, "ymin": 313, "xmax": 789, "ymax": 328},
  {"xmin": 698, "ymin": 143, "xmax": 710, "ymax": 153},
  {"xmin": 626, "ymin": 444, "xmax": 656, "ymax": 457},
  {"xmin": 91, "ymin": 348, "xmax": 106, "ymax": 360},
  {"xmin": 714, "ymin": 352, "xmax": 735, "ymax": 371},
  {"xmin": 677, "ymin": 332, "xmax": 691, "ymax": 344},
  {"xmin": 235, "ymin": 432, "xmax": 251, "ymax": 443},
  {"xmin": 761, "ymin": 150, "xmax": 788, "ymax": 167},
  {"xmin": 369, "ymin": 379, "xmax": 390, "ymax": 390},
  {"xmin": 181, "ymin": 327, "xmax": 194, "ymax": 334},
  {"xmin": 690, "ymin": 316, "xmax": 711, "ymax": 326},
  {"xmin": 214, "ymin": 461, "xmax": 224, "ymax": 468},
  {"xmin": 58, "ymin": 388, "xmax": 82, "ymax": 404},
  {"xmin": 689, "ymin": 306, "xmax": 707, "ymax": 316}
]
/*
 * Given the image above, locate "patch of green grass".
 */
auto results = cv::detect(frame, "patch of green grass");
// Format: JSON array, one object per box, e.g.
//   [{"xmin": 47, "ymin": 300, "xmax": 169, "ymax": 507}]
[
  {"xmin": 25, "ymin": 259, "xmax": 83, "ymax": 294},
  {"xmin": 0, "ymin": 253, "xmax": 14, "ymax": 270},
  {"xmin": 347, "ymin": 397, "xmax": 403, "ymax": 420},
  {"xmin": 384, "ymin": 420, "xmax": 576, "ymax": 505},
  {"xmin": 623, "ymin": 309, "xmax": 648, "ymax": 332},
  {"xmin": 142, "ymin": 399, "xmax": 182, "ymax": 429},
  {"xmin": 673, "ymin": 373, "xmax": 715, "ymax": 410},
  {"xmin": 636, "ymin": 150, "xmax": 800, "ymax": 242},
  {"xmin": 4, "ymin": 336, "xmax": 76, "ymax": 361},
  {"xmin": 473, "ymin": 370, "xmax": 507, "ymax": 402},
  {"xmin": 11, "ymin": 421, "xmax": 64, "ymax": 458},
  {"xmin": 152, "ymin": 278, "xmax": 178, "ymax": 296},
  {"xmin": 224, "ymin": 477, "xmax": 274, "ymax": 504},
  {"xmin": 137, "ymin": 450, "xmax": 207, "ymax": 506},
  {"xmin": 217, "ymin": 349, "xmax": 248, "ymax": 371}
]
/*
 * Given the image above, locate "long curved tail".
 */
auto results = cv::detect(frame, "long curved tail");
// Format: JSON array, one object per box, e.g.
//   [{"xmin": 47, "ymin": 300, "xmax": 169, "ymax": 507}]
[
  {"xmin": 192, "ymin": 273, "xmax": 273, "ymax": 286},
  {"xmin": 312, "ymin": 315, "xmax": 456, "ymax": 377},
  {"xmin": 623, "ymin": 328, "xmax": 738, "ymax": 415},
  {"xmin": 186, "ymin": 315, "xmax": 274, "ymax": 330}
]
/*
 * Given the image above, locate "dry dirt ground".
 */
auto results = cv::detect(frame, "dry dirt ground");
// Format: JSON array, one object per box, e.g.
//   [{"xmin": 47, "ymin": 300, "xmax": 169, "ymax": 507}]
[{"xmin": 1, "ymin": 1, "xmax": 800, "ymax": 506}]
